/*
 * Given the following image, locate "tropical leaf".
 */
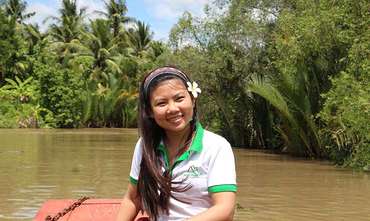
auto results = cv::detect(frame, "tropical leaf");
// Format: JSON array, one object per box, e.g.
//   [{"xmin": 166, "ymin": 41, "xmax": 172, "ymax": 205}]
[
  {"xmin": 248, "ymin": 75, "xmax": 321, "ymax": 156},
  {"xmin": 249, "ymin": 80, "xmax": 295, "ymax": 125}
]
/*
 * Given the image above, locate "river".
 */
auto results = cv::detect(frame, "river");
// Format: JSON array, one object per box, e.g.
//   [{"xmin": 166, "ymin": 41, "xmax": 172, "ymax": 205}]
[{"xmin": 0, "ymin": 129, "xmax": 369, "ymax": 220}]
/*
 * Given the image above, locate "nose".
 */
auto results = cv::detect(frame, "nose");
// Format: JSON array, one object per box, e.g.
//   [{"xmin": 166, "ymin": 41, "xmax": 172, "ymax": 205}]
[{"xmin": 167, "ymin": 100, "xmax": 179, "ymax": 113}]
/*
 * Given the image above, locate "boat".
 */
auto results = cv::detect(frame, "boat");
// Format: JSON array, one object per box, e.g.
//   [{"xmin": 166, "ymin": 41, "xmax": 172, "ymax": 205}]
[{"xmin": 33, "ymin": 198, "xmax": 149, "ymax": 221}]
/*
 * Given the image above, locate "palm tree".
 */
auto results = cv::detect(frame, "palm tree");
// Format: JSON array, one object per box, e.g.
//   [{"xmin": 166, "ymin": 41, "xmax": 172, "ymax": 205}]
[
  {"xmin": 76, "ymin": 19, "xmax": 140, "ymax": 127},
  {"xmin": 75, "ymin": 19, "xmax": 122, "ymax": 82},
  {"xmin": 46, "ymin": 0, "xmax": 87, "ymax": 64},
  {"xmin": 145, "ymin": 40, "xmax": 167, "ymax": 61},
  {"xmin": 47, "ymin": 0, "xmax": 86, "ymax": 43},
  {"xmin": 248, "ymin": 71, "xmax": 322, "ymax": 157},
  {"xmin": 23, "ymin": 24, "xmax": 47, "ymax": 54},
  {"xmin": 4, "ymin": 0, "xmax": 35, "ymax": 24},
  {"xmin": 81, "ymin": 70, "xmax": 138, "ymax": 127},
  {"xmin": 95, "ymin": 0, "xmax": 135, "ymax": 37},
  {"xmin": 0, "ymin": 9, "xmax": 32, "ymax": 82},
  {"xmin": 127, "ymin": 20, "xmax": 153, "ymax": 56}
]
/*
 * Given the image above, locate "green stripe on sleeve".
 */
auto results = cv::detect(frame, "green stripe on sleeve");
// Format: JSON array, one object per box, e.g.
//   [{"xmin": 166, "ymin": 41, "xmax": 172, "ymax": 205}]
[
  {"xmin": 129, "ymin": 176, "xmax": 138, "ymax": 185},
  {"xmin": 208, "ymin": 184, "xmax": 237, "ymax": 193}
]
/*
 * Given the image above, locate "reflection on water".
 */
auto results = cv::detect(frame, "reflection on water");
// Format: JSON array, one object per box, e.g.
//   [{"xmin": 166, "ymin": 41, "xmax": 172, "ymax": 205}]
[{"xmin": 0, "ymin": 129, "xmax": 369, "ymax": 221}]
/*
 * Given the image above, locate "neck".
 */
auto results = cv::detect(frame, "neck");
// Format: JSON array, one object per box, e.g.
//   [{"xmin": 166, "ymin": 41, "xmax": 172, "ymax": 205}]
[{"xmin": 164, "ymin": 124, "xmax": 192, "ymax": 150}]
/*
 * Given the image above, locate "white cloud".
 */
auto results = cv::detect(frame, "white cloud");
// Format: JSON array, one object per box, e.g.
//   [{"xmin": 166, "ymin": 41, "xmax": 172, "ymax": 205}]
[
  {"xmin": 26, "ymin": 0, "xmax": 105, "ymax": 31},
  {"xmin": 143, "ymin": 0, "xmax": 209, "ymax": 21},
  {"xmin": 25, "ymin": 0, "xmax": 211, "ymax": 40},
  {"xmin": 141, "ymin": 0, "xmax": 211, "ymax": 40},
  {"xmin": 26, "ymin": 1, "xmax": 58, "ymax": 31},
  {"xmin": 77, "ymin": 0, "xmax": 105, "ymax": 21},
  {"xmin": 153, "ymin": 27, "xmax": 170, "ymax": 41}
]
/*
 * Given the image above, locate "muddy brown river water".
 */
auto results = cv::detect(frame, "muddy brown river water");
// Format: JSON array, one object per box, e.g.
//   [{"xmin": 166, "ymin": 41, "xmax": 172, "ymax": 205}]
[{"xmin": 0, "ymin": 129, "xmax": 369, "ymax": 220}]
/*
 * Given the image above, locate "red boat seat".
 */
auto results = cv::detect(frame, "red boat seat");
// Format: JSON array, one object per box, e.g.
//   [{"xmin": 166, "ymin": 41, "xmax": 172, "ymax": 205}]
[{"xmin": 33, "ymin": 199, "xmax": 149, "ymax": 221}]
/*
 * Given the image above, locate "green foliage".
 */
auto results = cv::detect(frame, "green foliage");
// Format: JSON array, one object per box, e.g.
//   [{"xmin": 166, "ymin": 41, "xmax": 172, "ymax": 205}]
[
  {"xmin": 0, "ymin": 76, "xmax": 55, "ymax": 128},
  {"xmin": 248, "ymin": 76, "xmax": 322, "ymax": 157},
  {"xmin": 3, "ymin": 0, "xmax": 35, "ymax": 23},
  {"xmin": 319, "ymin": 73, "xmax": 370, "ymax": 169},
  {"xmin": 0, "ymin": 8, "xmax": 15, "ymax": 78},
  {"xmin": 0, "ymin": 99, "xmax": 19, "ymax": 128},
  {"xmin": 318, "ymin": 16, "xmax": 370, "ymax": 168},
  {"xmin": 167, "ymin": 0, "xmax": 369, "ymax": 167},
  {"xmin": 81, "ymin": 73, "xmax": 138, "ymax": 127},
  {"xmin": 0, "ymin": 0, "xmax": 147, "ymax": 129},
  {"xmin": 2, "ymin": 76, "xmax": 35, "ymax": 100},
  {"xmin": 35, "ymin": 61, "xmax": 83, "ymax": 128},
  {"xmin": 128, "ymin": 20, "xmax": 153, "ymax": 56},
  {"xmin": 0, "ymin": 77, "xmax": 35, "ymax": 128},
  {"xmin": 1, "ymin": 0, "xmax": 368, "ymax": 170},
  {"xmin": 168, "ymin": 3, "xmax": 277, "ymax": 148},
  {"xmin": 0, "ymin": 7, "xmax": 28, "ymax": 83},
  {"xmin": 96, "ymin": 0, "xmax": 135, "ymax": 37}
]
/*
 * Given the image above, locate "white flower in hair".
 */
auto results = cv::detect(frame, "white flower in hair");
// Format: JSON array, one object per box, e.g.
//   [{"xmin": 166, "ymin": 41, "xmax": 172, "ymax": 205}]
[{"xmin": 187, "ymin": 81, "xmax": 202, "ymax": 98}]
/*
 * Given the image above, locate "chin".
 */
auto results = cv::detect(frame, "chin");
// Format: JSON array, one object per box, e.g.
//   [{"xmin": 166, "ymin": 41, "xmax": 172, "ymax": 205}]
[{"xmin": 163, "ymin": 121, "xmax": 189, "ymax": 133}]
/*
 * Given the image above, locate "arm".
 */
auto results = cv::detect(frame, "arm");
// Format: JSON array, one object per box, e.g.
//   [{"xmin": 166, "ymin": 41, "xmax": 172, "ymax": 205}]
[
  {"xmin": 189, "ymin": 136, "xmax": 237, "ymax": 221},
  {"xmin": 116, "ymin": 183, "xmax": 141, "ymax": 221},
  {"xmin": 117, "ymin": 138, "xmax": 143, "ymax": 221},
  {"xmin": 187, "ymin": 192, "xmax": 236, "ymax": 221}
]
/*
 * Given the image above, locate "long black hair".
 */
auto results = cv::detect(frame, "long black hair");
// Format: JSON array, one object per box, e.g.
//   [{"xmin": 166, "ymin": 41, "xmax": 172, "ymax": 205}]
[{"xmin": 137, "ymin": 66, "xmax": 198, "ymax": 220}]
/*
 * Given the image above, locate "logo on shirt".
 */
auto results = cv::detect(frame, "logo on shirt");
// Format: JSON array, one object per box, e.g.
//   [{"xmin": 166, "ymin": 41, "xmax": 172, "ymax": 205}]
[{"xmin": 183, "ymin": 165, "xmax": 203, "ymax": 177}]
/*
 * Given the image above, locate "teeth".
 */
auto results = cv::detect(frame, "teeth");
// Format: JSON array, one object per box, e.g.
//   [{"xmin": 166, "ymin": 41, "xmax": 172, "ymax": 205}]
[{"xmin": 168, "ymin": 115, "xmax": 182, "ymax": 122}]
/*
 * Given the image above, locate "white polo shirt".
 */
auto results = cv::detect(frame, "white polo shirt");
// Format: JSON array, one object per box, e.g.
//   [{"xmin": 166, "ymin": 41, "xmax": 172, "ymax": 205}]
[{"xmin": 129, "ymin": 122, "xmax": 237, "ymax": 221}]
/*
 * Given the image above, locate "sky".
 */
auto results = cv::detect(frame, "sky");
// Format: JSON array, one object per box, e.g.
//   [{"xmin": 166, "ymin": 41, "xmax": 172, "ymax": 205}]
[{"xmin": 25, "ymin": 0, "xmax": 210, "ymax": 41}]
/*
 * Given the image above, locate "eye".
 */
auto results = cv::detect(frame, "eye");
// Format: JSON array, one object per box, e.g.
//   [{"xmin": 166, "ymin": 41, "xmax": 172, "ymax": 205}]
[
  {"xmin": 156, "ymin": 102, "xmax": 166, "ymax": 107},
  {"xmin": 176, "ymin": 96, "xmax": 185, "ymax": 102}
]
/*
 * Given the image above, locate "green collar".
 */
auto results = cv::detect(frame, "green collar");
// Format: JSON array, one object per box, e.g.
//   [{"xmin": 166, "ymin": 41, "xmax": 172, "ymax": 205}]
[{"xmin": 158, "ymin": 121, "xmax": 204, "ymax": 170}]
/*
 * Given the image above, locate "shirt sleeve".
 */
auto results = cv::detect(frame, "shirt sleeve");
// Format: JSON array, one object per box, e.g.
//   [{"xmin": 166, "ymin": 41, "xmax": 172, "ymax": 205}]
[
  {"xmin": 129, "ymin": 138, "xmax": 143, "ymax": 185},
  {"xmin": 207, "ymin": 138, "xmax": 237, "ymax": 193}
]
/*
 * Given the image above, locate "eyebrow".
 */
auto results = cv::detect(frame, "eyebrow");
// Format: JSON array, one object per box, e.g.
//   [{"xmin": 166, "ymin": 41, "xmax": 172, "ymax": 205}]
[
  {"xmin": 153, "ymin": 91, "xmax": 186, "ymax": 103},
  {"xmin": 173, "ymin": 92, "xmax": 185, "ymax": 98}
]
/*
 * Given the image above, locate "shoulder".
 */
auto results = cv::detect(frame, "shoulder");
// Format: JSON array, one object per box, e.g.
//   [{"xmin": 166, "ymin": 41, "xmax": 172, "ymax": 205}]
[
  {"xmin": 132, "ymin": 137, "xmax": 143, "ymax": 156},
  {"xmin": 202, "ymin": 129, "xmax": 232, "ymax": 151},
  {"xmin": 135, "ymin": 137, "xmax": 143, "ymax": 146}
]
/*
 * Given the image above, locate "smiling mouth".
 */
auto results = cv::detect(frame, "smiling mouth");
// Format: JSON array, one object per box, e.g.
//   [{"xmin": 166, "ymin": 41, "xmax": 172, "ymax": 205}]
[{"xmin": 167, "ymin": 115, "xmax": 183, "ymax": 123}]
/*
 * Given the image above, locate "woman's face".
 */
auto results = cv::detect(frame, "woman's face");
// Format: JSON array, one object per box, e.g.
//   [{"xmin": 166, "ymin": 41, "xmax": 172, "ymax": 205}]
[{"xmin": 150, "ymin": 78, "xmax": 194, "ymax": 135}]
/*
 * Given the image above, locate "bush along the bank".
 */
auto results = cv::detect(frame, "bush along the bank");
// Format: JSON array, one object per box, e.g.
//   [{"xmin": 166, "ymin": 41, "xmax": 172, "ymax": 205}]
[
  {"xmin": 36, "ymin": 61, "xmax": 84, "ymax": 128},
  {"xmin": 0, "ymin": 76, "xmax": 55, "ymax": 128},
  {"xmin": 318, "ymin": 33, "xmax": 370, "ymax": 170},
  {"xmin": 319, "ymin": 73, "xmax": 370, "ymax": 170}
]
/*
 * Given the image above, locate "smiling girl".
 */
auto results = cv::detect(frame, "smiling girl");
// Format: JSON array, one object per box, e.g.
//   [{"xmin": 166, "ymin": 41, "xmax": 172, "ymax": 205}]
[{"xmin": 116, "ymin": 66, "xmax": 237, "ymax": 221}]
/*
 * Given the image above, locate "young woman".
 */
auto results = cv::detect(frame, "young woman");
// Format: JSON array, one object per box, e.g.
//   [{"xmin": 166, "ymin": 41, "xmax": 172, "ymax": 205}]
[{"xmin": 116, "ymin": 66, "xmax": 237, "ymax": 221}]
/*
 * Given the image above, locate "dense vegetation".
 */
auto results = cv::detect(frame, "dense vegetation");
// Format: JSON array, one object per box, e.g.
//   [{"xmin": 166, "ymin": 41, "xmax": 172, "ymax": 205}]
[{"xmin": 0, "ymin": 0, "xmax": 368, "ymax": 170}]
